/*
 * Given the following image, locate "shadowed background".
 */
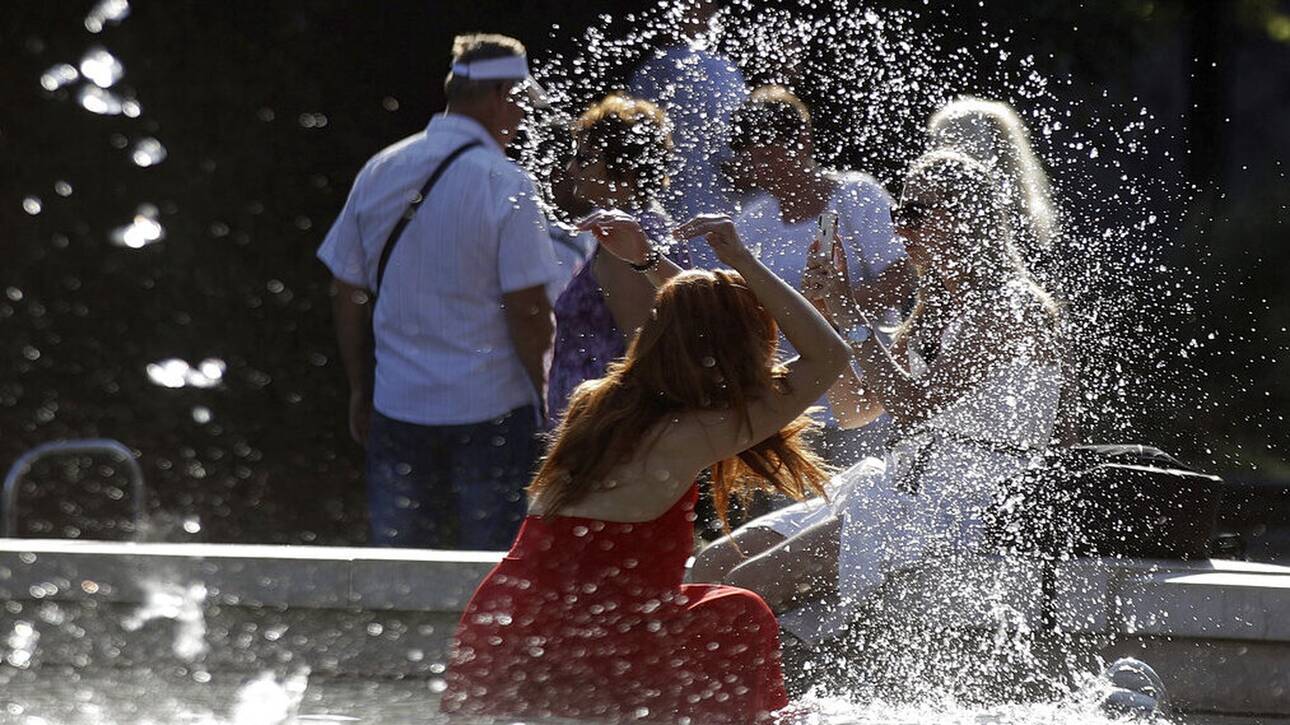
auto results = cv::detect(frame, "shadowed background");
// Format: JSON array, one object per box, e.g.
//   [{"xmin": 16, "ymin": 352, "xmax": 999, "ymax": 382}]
[{"xmin": 0, "ymin": 0, "xmax": 1286, "ymax": 545}]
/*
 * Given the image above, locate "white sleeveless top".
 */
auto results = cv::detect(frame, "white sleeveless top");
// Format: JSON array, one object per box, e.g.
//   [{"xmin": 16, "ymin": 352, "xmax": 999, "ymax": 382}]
[{"xmin": 835, "ymin": 280, "xmax": 1062, "ymax": 515}]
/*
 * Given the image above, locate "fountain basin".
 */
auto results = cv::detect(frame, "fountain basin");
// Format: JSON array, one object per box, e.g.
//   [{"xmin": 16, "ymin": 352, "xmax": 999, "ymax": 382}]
[{"xmin": 1, "ymin": 540, "xmax": 1289, "ymax": 722}]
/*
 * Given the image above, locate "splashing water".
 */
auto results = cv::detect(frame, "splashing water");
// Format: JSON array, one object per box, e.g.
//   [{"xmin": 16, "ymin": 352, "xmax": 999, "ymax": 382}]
[
  {"xmin": 85, "ymin": 0, "xmax": 131, "ymax": 33},
  {"xmin": 527, "ymin": 0, "xmax": 1192, "ymax": 449},
  {"xmin": 4, "ymin": 620, "xmax": 40, "ymax": 669},
  {"xmin": 111, "ymin": 203, "xmax": 165, "ymax": 247},
  {"xmin": 228, "ymin": 668, "xmax": 311, "ymax": 725},
  {"xmin": 79, "ymin": 47, "xmax": 124, "ymax": 89},
  {"xmin": 517, "ymin": 0, "xmax": 1199, "ymax": 717},
  {"xmin": 121, "ymin": 581, "xmax": 209, "ymax": 661}
]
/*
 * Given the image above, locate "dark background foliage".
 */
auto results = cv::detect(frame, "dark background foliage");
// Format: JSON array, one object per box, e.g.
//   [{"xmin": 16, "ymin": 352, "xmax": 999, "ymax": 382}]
[{"xmin": 0, "ymin": 0, "xmax": 1286, "ymax": 546}]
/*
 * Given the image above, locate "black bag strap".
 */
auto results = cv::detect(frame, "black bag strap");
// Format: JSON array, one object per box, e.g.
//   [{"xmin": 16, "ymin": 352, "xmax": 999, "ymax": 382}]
[{"xmin": 373, "ymin": 140, "xmax": 483, "ymax": 298}]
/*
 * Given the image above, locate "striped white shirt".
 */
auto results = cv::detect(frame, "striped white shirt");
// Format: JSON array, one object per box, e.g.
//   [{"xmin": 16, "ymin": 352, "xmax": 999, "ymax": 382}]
[{"xmin": 318, "ymin": 113, "xmax": 561, "ymax": 425}]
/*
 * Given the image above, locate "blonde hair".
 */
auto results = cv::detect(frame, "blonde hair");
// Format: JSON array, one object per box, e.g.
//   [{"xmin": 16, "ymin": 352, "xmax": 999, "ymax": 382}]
[
  {"xmin": 575, "ymin": 94, "xmax": 674, "ymax": 201},
  {"xmin": 899, "ymin": 149, "xmax": 1057, "ymax": 349},
  {"xmin": 729, "ymin": 84, "xmax": 812, "ymax": 151},
  {"xmin": 928, "ymin": 97, "xmax": 1059, "ymax": 256}
]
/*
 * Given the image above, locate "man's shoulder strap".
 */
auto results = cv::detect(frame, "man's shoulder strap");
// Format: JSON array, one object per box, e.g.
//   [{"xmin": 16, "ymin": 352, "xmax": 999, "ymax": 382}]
[{"xmin": 373, "ymin": 140, "xmax": 484, "ymax": 298}]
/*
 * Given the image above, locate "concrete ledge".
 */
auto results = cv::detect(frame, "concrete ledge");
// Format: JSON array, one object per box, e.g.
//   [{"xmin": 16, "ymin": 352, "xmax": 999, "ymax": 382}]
[
  {"xmin": 0, "ymin": 539, "xmax": 502, "ymax": 611},
  {"xmin": 5, "ymin": 540, "xmax": 1290, "ymax": 715},
  {"xmin": 1051, "ymin": 557, "xmax": 1290, "ymax": 641}
]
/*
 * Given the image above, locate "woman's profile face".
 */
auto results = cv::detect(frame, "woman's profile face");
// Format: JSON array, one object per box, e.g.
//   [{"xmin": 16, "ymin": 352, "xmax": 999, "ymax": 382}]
[
  {"xmin": 894, "ymin": 182, "xmax": 958, "ymax": 274},
  {"xmin": 729, "ymin": 143, "xmax": 786, "ymax": 191},
  {"xmin": 567, "ymin": 141, "xmax": 632, "ymax": 206}
]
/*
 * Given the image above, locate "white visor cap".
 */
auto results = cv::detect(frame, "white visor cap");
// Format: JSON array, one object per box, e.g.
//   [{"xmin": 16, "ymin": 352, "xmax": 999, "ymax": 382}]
[{"xmin": 450, "ymin": 55, "xmax": 549, "ymax": 108}]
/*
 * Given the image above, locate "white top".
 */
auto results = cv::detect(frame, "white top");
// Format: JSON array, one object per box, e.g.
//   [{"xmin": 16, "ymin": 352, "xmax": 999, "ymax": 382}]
[
  {"xmin": 629, "ymin": 44, "xmax": 748, "ymax": 220},
  {"xmin": 725, "ymin": 171, "xmax": 903, "ymax": 424},
  {"xmin": 726, "ymin": 171, "xmax": 902, "ymax": 296},
  {"xmin": 317, "ymin": 113, "xmax": 561, "ymax": 426}
]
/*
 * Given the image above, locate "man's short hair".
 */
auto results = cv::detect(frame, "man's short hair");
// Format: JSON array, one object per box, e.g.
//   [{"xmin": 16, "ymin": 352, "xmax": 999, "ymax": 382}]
[
  {"xmin": 729, "ymin": 85, "xmax": 812, "ymax": 151},
  {"xmin": 444, "ymin": 33, "xmax": 527, "ymax": 103}
]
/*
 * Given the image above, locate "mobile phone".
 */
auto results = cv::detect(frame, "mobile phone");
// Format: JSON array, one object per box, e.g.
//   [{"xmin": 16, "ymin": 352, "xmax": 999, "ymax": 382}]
[
  {"xmin": 810, "ymin": 208, "xmax": 841, "ymax": 254},
  {"xmin": 815, "ymin": 211, "xmax": 838, "ymax": 248}
]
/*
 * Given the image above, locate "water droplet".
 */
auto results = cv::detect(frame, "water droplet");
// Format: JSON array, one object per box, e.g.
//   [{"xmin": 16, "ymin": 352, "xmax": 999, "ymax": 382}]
[
  {"xmin": 39, "ymin": 63, "xmax": 79, "ymax": 91},
  {"xmin": 145, "ymin": 357, "xmax": 225, "ymax": 389},
  {"xmin": 79, "ymin": 47, "xmax": 123, "ymax": 88},
  {"xmin": 77, "ymin": 85, "xmax": 124, "ymax": 115},
  {"xmin": 21, "ymin": 197, "xmax": 42, "ymax": 215},
  {"xmin": 111, "ymin": 204, "xmax": 164, "ymax": 248},
  {"xmin": 54, "ymin": 181, "xmax": 73, "ymax": 197},
  {"xmin": 130, "ymin": 137, "xmax": 167, "ymax": 167},
  {"xmin": 85, "ymin": 0, "xmax": 130, "ymax": 33},
  {"xmin": 191, "ymin": 406, "xmax": 212, "ymax": 425}
]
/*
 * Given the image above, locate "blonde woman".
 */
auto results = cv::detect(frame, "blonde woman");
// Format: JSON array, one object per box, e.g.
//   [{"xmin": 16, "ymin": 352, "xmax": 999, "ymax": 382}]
[
  {"xmin": 690, "ymin": 151, "xmax": 1063, "ymax": 632},
  {"xmin": 928, "ymin": 96, "xmax": 1061, "ymax": 278}
]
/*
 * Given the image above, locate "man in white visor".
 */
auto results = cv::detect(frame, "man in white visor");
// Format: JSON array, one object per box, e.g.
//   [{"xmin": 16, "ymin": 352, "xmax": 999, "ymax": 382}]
[
  {"xmin": 450, "ymin": 51, "xmax": 550, "ymax": 111},
  {"xmin": 318, "ymin": 33, "xmax": 560, "ymax": 551}
]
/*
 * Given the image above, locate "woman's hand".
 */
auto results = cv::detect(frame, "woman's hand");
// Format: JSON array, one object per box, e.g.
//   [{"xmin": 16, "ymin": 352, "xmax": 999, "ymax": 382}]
[
  {"xmin": 801, "ymin": 239, "xmax": 835, "ymax": 318},
  {"xmin": 806, "ymin": 235, "xmax": 865, "ymax": 326},
  {"xmin": 577, "ymin": 209, "xmax": 650, "ymax": 265},
  {"xmin": 673, "ymin": 214, "xmax": 754, "ymax": 269},
  {"xmin": 799, "ymin": 237, "xmax": 830, "ymax": 299}
]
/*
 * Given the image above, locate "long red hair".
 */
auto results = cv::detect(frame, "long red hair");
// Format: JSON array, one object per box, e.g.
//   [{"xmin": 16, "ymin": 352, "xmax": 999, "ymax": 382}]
[{"xmin": 530, "ymin": 269, "xmax": 831, "ymax": 529}]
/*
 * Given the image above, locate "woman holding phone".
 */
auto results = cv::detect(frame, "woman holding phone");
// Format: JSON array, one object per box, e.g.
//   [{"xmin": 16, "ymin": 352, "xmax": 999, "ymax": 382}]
[{"xmin": 721, "ymin": 85, "xmax": 913, "ymax": 463}]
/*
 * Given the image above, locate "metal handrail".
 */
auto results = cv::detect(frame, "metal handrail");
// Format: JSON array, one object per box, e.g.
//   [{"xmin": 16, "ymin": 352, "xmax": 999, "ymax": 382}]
[{"xmin": 2, "ymin": 439, "xmax": 145, "ymax": 538}]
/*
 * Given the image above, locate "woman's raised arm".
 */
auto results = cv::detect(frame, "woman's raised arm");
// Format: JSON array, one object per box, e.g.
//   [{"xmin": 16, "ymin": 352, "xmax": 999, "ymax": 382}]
[
  {"xmin": 577, "ymin": 209, "xmax": 683, "ymax": 289},
  {"xmin": 670, "ymin": 215, "xmax": 850, "ymax": 463}
]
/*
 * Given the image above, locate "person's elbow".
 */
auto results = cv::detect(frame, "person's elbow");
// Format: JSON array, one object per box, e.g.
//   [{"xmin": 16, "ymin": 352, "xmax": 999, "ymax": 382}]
[
  {"xmin": 503, "ymin": 291, "xmax": 555, "ymax": 350},
  {"xmin": 516, "ymin": 308, "xmax": 555, "ymax": 347},
  {"xmin": 834, "ymin": 402, "xmax": 881, "ymax": 431},
  {"xmin": 821, "ymin": 334, "xmax": 850, "ymax": 378}
]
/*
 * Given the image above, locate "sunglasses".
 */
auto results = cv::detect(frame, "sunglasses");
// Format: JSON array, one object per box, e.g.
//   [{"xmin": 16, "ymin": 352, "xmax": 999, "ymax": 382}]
[{"xmin": 890, "ymin": 201, "xmax": 937, "ymax": 228}]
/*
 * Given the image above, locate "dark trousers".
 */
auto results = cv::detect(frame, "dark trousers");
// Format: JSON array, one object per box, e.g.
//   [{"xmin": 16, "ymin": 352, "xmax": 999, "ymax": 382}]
[{"xmin": 364, "ymin": 406, "xmax": 539, "ymax": 550}]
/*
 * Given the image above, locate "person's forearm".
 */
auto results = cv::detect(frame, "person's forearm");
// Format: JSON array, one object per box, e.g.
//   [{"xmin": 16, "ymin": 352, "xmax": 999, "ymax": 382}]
[
  {"xmin": 513, "ymin": 333, "xmax": 550, "ymax": 400},
  {"xmin": 503, "ymin": 287, "xmax": 556, "ymax": 406},
  {"xmin": 825, "ymin": 368, "xmax": 885, "ymax": 429},
  {"xmin": 506, "ymin": 310, "xmax": 555, "ymax": 401},
  {"xmin": 332, "ymin": 280, "xmax": 373, "ymax": 395},
  {"xmin": 730, "ymin": 255, "xmax": 847, "ymax": 366},
  {"xmin": 642, "ymin": 255, "xmax": 682, "ymax": 288},
  {"xmin": 855, "ymin": 341, "xmax": 931, "ymax": 421},
  {"xmin": 826, "ymin": 291, "xmax": 868, "ymax": 333},
  {"xmin": 852, "ymin": 258, "xmax": 915, "ymax": 318},
  {"xmin": 596, "ymin": 255, "xmax": 654, "ymax": 339}
]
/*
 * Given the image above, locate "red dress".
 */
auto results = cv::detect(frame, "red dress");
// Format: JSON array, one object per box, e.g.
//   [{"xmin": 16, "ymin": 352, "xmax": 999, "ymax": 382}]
[{"xmin": 441, "ymin": 485, "xmax": 789, "ymax": 722}]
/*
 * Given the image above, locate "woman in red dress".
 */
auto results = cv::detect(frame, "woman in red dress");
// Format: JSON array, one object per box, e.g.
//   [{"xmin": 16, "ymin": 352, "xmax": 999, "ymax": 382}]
[{"xmin": 441, "ymin": 212, "xmax": 850, "ymax": 722}]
